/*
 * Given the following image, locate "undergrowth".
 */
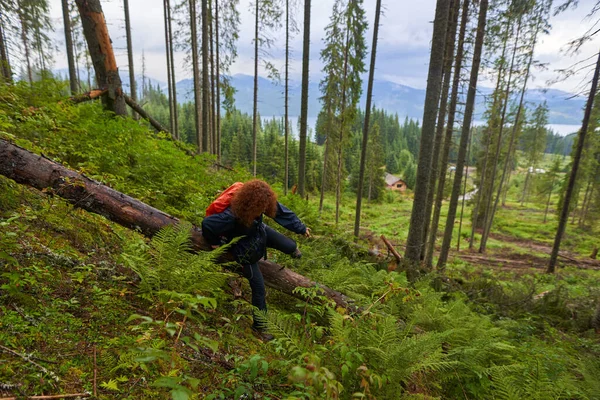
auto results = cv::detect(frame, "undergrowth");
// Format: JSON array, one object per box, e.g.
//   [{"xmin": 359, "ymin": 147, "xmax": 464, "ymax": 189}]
[{"xmin": 1, "ymin": 81, "xmax": 599, "ymax": 399}]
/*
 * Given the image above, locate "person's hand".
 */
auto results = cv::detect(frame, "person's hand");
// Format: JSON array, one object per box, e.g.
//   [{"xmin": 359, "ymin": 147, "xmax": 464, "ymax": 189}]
[{"xmin": 304, "ymin": 227, "xmax": 312, "ymax": 238}]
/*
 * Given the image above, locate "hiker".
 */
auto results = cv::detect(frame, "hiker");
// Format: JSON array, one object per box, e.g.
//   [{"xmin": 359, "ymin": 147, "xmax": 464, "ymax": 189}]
[{"xmin": 201, "ymin": 179, "xmax": 311, "ymax": 340}]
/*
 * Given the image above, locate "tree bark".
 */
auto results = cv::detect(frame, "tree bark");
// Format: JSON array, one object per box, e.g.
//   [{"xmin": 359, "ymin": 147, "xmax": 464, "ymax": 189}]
[
  {"xmin": 75, "ymin": 0, "xmax": 126, "ymax": 116},
  {"xmin": 17, "ymin": 3, "xmax": 33, "ymax": 84},
  {"xmin": 0, "ymin": 139, "xmax": 356, "ymax": 311},
  {"xmin": 70, "ymin": 88, "xmax": 107, "ymax": 103},
  {"xmin": 284, "ymin": 0, "xmax": 290, "ymax": 194},
  {"xmin": 163, "ymin": 0, "xmax": 175, "ymax": 133},
  {"xmin": 252, "ymin": 0, "xmax": 259, "ymax": 176},
  {"xmin": 548, "ymin": 51, "xmax": 600, "ymax": 273},
  {"xmin": 469, "ymin": 19, "xmax": 510, "ymax": 248},
  {"xmin": 209, "ymin": 0, "xmax": 217, "ymax": 155},
  {"xmin": 479, "ymin": 18, "xmax": 523, "ymax": 253},
  {"xmin": 0, "ymin": 16, "xmax": 11, "ymax": 83},
  {"xmin": 123, "ymin": 94, "xmax": 170, "ymax": 134},
  {"xmin": 487, "ymin": 15, "xmax": 541, "ymax": 249},
  {"xmin": 202, "ymin": 0, "xmax": 210, "ymax": 153},
  {"xmin": 437, "ymin": 0, "xmax": 488, "ymax": 270},
  {"xmin": 336, "ymin": 29, "xmax": 351, "ymax": 226},
  {"xmin": 298, "ymin": 0, "xmax": 311, "ymax": 196},
  {"xmin": 167, "ymin": 0, "xmax": 179, "ymax": 140},
  {"xmin": 354, "ymin": 0, "xmax": 382, "ymax": 238},
  {"xmin": 424, "ymin": 0, "xmax": 463, "ymax": 268},
  {"xmin": 404, "ymin": 0, "xmax": 450, "ymax": 267},
  {"xmin": 124, "ymin": 0, "xmax": 138, "ymax": 120},
  {"xmin": 61, "ymin": 0, "xmax": 78, "ymax": 94},
  {"xmin": 215, "ymin": 0, "xmax": 221, "ymax": 160},
  {"xmin": 189, "ymin": 0, "xmax": 203, "ymax": 152}
]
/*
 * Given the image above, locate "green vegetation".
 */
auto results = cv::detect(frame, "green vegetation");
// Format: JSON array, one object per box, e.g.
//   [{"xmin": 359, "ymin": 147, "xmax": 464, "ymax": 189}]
[{"xmin": 1, "ymin": 82, "xmax": 600, "ymax": 399}]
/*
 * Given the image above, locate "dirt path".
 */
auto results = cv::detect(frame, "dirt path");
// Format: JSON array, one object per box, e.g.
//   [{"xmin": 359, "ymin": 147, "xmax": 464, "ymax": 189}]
[{"xmin": 370, "ymin": 231, "xmax": 600, "ymax": 274}]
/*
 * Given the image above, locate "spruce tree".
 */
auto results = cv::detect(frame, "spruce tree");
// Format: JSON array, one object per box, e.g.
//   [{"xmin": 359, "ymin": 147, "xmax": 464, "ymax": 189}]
[
  {"xmin": 353, "ymin": 0, "xmax": 381, "ymax": 238},
  {"xmin": 404, "ymin": 0, "xmax": 451, "ymax": 267},
  {"xmin": 437, "ymin": 0, "xmax": 489, "ymax": 270}
]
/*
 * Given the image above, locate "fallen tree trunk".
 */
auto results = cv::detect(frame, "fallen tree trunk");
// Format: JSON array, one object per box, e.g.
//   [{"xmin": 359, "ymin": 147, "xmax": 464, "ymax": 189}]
[
  {"xmin": 0, "ymin": 139, "xmax": 355, "ymax": 310},
  {"xmin": 69, "ymin": 89, "xmax": 107, "ymax": 104},
  {"xmin": 124, "ymin": 94, "xmax": 170, "ymax": 134}
]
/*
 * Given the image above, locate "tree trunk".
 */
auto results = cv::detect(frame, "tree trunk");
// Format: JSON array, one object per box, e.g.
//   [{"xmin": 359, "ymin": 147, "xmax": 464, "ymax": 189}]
[
  {"xmin": 215, "ymin": 0, "xmax": 221, "ymax": 160},
  {"xmin": 0, "ymin": 139, "xmax": 356, "ymax": 311},
  {"xmin": 479, "ymin": 18, "xmax": 523, "ymax": 253},
  {"xmin": 209, "ymin": 0, "xmax": 217, "ymax": 155},
  {"xmin": 424, "ymin": 0, "xmax": 464, "ymax": 268},
  {"xmin": 163, "ymin": 0, "xmax": 175, "ymax": 132},
  {"xmin": 404, "ymin": 0, "xmax": 451, "ymax": 267},
  {"xmin": 548, "ymin": 52, "xmax": 600, "ymax": 272},
  {"xmin": 17, "ymin": 4, "xmax": 33, "ymax": 84},
  {"xmin": 0, "ymin": 16, "xmax": 11, "ymax": 82},
  {"xmin": 335, "ymin": 29, "xmax": 351, "ymax": 226},
  {"xmin": 437, "ymin": 0, "xmax": 488, "ymax": 270},
  {"xmin": 284, "ymin": 0, "xmax": 290, "ymax": 194},
  {"xmin": 298, "ymin": 0, "xmax": 311, "ymax": 197},
  {"xmin": 202, "ymin": 0, "xmax": 210, "ymax": 153},
  {"xmin": 544, "ymin": 173, "xmax": 555, "ymax": 223},
  {"xmin": 319, "ymin": 135, "xmax": 330, "ymax": 213},
  {"xmin": 61, "ymin": 0, "xmax": 78, "ymax": 94},
  {"xmin": 189, "ymin": 0, "xmax": 202, "ymax": 152},
  {"xmin": 578, "ymin": 180, "xmax": 593, "ymax": 228},
  {"xmin": 75, "ymin": 0, "xmax": 127, "ymax": 116},
  {"xmin": 124, "ymin": 0, "xmax": 137, "ymax": 120},
  {"xmin": 469, "ymin": 19, "xmax": 510, "ymax": 249},
  {"xmin": 354, "ymin": 0, "xmax": 382, "ymax": 238},
  {"xmin": 487, "ymin": 17, "xmax": 540, "ymax": 246},
  {"xmin": 252, "ymin": 0, "xmax": 259, "ymax": 176},
  {"xmin": 456, "ymin": 127, "xmax": 472, "ymax": 251},
  {"xmin": 123, "ymin": 94, "xmax": 170, "ymax": 134},
  {"xmin": 168, "ymin": 0, "xmax": 179, "ymax": 138}
]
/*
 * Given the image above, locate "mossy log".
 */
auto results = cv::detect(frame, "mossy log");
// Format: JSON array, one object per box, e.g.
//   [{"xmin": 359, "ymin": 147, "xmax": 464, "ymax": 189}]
[{"xmin": 0, "ymin": 139, "xmax": 356, "ymax": 310}]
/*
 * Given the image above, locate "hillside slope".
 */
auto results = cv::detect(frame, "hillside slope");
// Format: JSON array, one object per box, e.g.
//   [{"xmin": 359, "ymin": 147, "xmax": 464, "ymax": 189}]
[{"xmin": 1, "ymin": 81, "xmax": 599, "ymax": 399}]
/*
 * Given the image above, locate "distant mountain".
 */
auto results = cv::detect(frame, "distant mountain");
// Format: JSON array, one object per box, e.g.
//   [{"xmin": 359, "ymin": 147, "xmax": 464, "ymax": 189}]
[
  {"xmin": 55, "ymin": 68, "xmax": 584, "ymax": 126},
  {"xmin": 176, "ymin": 74, "xmax": 584, "ymax": 126}
]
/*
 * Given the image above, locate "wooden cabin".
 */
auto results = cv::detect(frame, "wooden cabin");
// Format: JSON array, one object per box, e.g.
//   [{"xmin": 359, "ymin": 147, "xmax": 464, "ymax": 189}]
[{"xmin": 385, "ymin": 173, "xmax": 407, "ymax": 192}]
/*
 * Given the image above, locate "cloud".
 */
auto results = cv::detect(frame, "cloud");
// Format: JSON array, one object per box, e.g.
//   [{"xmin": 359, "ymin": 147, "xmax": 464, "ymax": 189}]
[{"xmin": 45, "ymin": 0, "xmax": 598, "ymax": 94}]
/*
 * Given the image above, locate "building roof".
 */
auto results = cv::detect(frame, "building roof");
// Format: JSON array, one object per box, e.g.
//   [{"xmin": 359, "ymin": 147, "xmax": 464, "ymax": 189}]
[{"xmin": 385, "ymin": 173, "xmax": 405, "ymax": 186}]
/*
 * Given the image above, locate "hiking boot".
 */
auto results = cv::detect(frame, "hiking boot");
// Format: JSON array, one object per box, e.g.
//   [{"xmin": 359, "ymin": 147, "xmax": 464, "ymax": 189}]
[
  {"xmin": 291, "ymin": 247, "xmax": 302, "ymax": 259},
  {"xmin": 252, "ymin": 326, "xmax": 274, "ymax": 342}
]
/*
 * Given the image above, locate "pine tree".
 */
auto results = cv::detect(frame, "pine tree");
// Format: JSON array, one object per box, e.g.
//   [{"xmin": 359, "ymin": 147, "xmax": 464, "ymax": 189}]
[
  {"xmin": 424, "ymin": 0, "xmax": 468, "ymax": 268},
  {"xmin": 548, "ymin": 51, "xmax": 600, "ymax": 273},
  {"xmin": 61, "ymin": 0, "xmax": 77, "ymax": 93},
  {"xmin": 76, "ymin": 0, "xmax": 126, "ymax": 115},
  {"xmin": 124, "ymin": 0, "xmax": 137, "ymax": 119},
  {"xmin": 404, "ymin": 0, "xmax": 451, "ymax": 268},
  {"xmin": 188, "ymin": 0, "xmax": 203, "ymax": 151},
  {"xmin": 353, "ymin": 0, "xmax": 381, "ymax": 237},
  {"xmin": 202, "ymin": 0, "xmax": 210, "ymax": 153},
  {"xmin": 437, "ymin": 0, "xmax": 489, "ymax": 271},
  {"xmin": 251, "ymin": 0, "xmax": 283, "ymax": 175},
  {"xmin": 298, "ymin": 0, "xmax": 311, "ymax": 195},
  {"xmin": 319, "ymin": 0, "xmax": 367, "ymax": 223}
]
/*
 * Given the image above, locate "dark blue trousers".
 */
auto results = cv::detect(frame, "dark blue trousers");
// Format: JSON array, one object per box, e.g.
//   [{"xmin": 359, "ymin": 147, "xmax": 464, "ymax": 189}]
[{"xmin": 242, "ymin": 226, "xmax": 296, "ymax": 329}]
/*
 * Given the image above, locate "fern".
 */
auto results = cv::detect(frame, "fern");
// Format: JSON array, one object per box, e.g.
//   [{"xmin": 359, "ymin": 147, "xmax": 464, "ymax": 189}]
[
  {"xmin": 121, "ymin": 223, "xmax": 232, "ymax": 297},
  {"xmin": 264, "ymin": 310, "xmax": 318, "ymax": 359}
]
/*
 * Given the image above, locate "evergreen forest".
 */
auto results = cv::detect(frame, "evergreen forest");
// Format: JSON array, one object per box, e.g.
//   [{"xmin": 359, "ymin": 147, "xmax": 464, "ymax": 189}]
[{"xmin": 1, "ymin": 0, "xmax": 600, "ymax": 399}]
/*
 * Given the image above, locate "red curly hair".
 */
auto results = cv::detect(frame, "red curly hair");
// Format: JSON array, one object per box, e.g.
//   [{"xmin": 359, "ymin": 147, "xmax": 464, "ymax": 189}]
[{"xmin": 230, "ymin": 180, "xmax": 277, "ymax": 227}]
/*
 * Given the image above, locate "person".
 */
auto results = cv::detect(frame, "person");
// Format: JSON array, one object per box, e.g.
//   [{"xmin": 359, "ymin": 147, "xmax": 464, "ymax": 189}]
[{"xmin": 201, "ymin": 180, "xmax": 311, "ymax": 341}]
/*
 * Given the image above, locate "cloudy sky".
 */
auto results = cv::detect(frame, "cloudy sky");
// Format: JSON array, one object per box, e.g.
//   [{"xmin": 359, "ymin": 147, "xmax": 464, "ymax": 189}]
[{"xmin": 46, "ymin": 0, "xmax": 599, "ymax": 94}]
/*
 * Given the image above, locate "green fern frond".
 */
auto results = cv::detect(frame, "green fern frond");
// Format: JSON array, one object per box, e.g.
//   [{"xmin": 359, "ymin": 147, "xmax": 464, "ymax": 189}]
[{"xmin": 264, "ymin": 310, "xmax": 314, "ymax": 359}]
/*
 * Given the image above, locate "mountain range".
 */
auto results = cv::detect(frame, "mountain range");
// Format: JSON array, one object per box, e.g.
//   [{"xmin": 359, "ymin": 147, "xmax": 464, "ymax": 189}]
[
  {"xmin": 55, "ymin": 69, "xmax": 586, "ymax": 126},
  {"xmin": 175, "ymin": 74, "xmax": 585, "ymax": 126}
]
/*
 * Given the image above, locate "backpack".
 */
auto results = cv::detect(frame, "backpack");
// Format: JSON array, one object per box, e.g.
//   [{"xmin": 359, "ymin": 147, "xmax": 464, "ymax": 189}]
[{"xmin": 205, "ymin": 182, "xmax": 244, "ymax": 216}]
